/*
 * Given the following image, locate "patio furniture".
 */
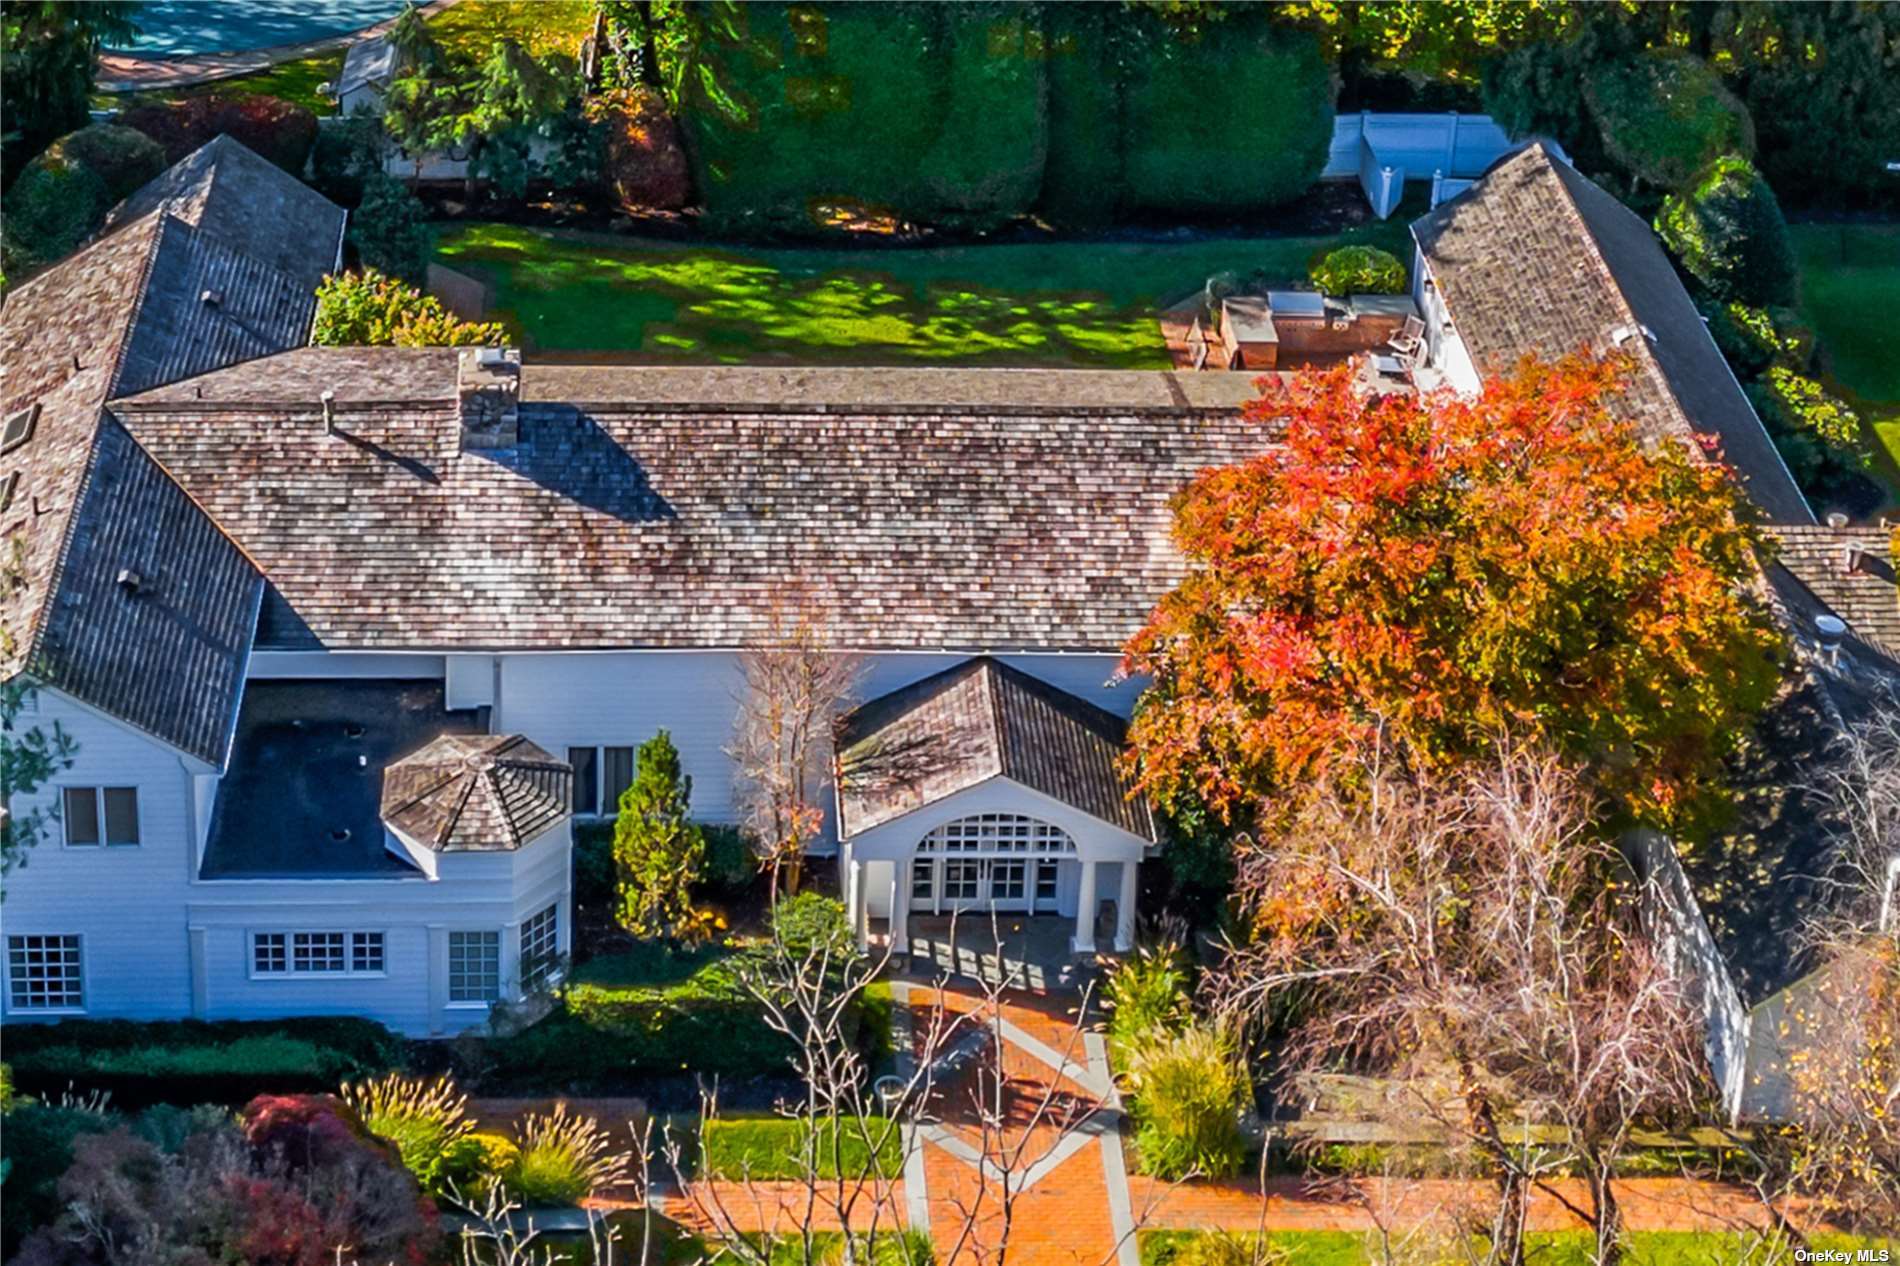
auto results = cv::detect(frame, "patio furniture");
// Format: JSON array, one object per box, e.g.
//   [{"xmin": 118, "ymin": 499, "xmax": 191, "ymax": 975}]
[{"xmin": 1387, "ymin": 314, "xmax": 1426, "ymax": 356}]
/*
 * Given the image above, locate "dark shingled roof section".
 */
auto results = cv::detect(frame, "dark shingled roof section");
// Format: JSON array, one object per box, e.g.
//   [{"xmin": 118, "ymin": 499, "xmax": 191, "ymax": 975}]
[
  {"xmin": 202, "ymin": 679, "xmax": 485, "ymax": 878},
  {"xmin": 1413, "ymin": 143, "xmax": 1813, "ymax": 525},
  {"xmin": 836, "ymin": 657, "xmax": 1155, "ymax": 841},
  {"xmin": 0, "ymin": 137, "xmax": 341, "ymax": 764},
  {"xmin": 1769, "ymin": 524, "xmax": 1900, "ymax": 662},
  {"xmin": 116, "ymin": 354, "xmax": 1277, "ymax": 652},
  {"xmin": 381, "ymin": 733, "xmax": 571, "ymax": 852}
]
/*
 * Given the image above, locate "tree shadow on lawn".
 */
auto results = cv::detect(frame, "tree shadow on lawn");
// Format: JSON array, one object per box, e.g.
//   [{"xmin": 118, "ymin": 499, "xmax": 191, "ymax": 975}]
[{"xmin": 438, "ymin": 226, "xmax": 1169, "ymax": 367}]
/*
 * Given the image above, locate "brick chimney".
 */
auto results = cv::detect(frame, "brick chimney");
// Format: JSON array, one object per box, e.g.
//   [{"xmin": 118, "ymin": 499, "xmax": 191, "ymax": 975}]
[{"xmin": 457, "ymin": 347, "xmax": 520, "ymax": 450}]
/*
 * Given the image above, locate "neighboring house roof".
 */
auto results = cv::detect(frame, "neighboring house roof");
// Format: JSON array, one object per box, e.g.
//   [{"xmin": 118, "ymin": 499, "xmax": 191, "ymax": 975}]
[
  {"xmin": 336, "ymin": 33, "xmax": 401, "ymax": 100},
  {"xmin": 1412, "ymin": 142, "xmax": 1813, "ymax": 525},
  {"xmin": 114, "ymin": 352, "xmax": 1277, "ymax": 653},
  {"xmin": 1, "ymin": 138, "xmax": 343, "ymax": 764},
  {"xmin": 835, "ymin": 657, "xmax": 1155, "ymax": 841},
  {"xmin": 1769, "ymin": 523, "xmax": 1900, "ymax": 662},
  {"xmin": 202, "ymin": 679, "xmax": 485, "ymax": 878},
  {"xmin": 382, "ymin": 733, "xmax": 571, "ymax": 852}
]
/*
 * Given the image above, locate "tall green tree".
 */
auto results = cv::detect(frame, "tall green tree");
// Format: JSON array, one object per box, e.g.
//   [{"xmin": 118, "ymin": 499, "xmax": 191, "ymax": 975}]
[
  {"xmin": 0, "ymin": 1, "xmax": 140, "ymax": 186},
  {"xmin": 613, "ymin": 731, "xmax": 712, "ymax": 943}
]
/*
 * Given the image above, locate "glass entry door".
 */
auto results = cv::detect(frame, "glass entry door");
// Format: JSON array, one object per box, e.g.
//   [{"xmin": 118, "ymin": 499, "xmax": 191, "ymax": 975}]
[{"xmin": 912, "ymin": 857, "xmax": 1032, "ymax": 913}]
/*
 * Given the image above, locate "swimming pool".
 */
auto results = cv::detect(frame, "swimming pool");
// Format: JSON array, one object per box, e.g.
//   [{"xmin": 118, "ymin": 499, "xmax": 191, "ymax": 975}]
[{"xmin": 109, "ymin": 0, "xmax": 407, "ymax": 58}]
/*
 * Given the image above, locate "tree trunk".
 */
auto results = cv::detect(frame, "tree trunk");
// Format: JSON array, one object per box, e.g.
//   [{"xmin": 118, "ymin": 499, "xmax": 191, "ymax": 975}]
[
  {"xmin": 1460, "ymin": 1078, "xmax": 1526, "ymax": 1266},
  {"xmin": 1592, "ymin": 1160, "xmax": 1623, "ymax": 1266},
  {"xmin": 636, "ymin": 0, "xmax": 662, "ymax": 88}
]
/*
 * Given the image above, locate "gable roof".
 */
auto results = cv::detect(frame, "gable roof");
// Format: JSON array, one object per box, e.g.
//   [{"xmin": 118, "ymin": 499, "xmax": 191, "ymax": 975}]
[
  {"xmin": 381, "ymin": 733, "xmax": 572, "ymax": 852},
  {"xmin": 337, "ymin": 33, "xmax": 401, "ymax": 98},
  {"xmin": 1769, "ymin": 523, "xmax": 1900, "ymax": 663},
  {"xmin": 0, "ymin": 137, "xmax": 344, "ymax": 765},
  {"xmin": 114, "ymin": 353, "xmax": 1277, "ymax": 653},
  {"xmin": 1413, "ymin": 142, "xmax": 1813, "ymax": 525},
  {"xmin": 835, "ymin": 657, "xmax": 1155, "ymax": 841}
]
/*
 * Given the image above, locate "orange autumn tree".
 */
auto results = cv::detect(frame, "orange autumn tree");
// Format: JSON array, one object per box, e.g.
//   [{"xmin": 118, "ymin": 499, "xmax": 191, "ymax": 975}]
[{"xmin": 1123, "ymin": 356, "xmax": 1785, "ymax": 830}]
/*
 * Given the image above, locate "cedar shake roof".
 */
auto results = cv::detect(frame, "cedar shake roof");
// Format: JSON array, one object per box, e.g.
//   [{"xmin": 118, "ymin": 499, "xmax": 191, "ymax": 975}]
[
  {"xmin": 835, "ymin": 657, "xmax": 1155, "ymax": 841},
  {"xmin": 1, "ymin": 138, "xmax": 340, "ymax": 764},
  {"xmin": 381, "ymin": 733, "xmax": 571, "ymax": 852},
  {"xmin": 114, "ymin": 351, "xmax": 1276, "ymax": 652},
  {"xmin": 1768, "ymin": 523, "xmax": 1900, "ymax": 663},
  {"xmin": 1413, "ymin": 142, "xmax": 1813, "ymax": 525}
]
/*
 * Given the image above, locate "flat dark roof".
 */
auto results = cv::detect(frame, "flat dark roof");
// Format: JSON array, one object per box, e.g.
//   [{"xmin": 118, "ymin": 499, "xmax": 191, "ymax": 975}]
[{"xmin": 201, "ymin": 679, "xmax": 485, "ymax": 879}]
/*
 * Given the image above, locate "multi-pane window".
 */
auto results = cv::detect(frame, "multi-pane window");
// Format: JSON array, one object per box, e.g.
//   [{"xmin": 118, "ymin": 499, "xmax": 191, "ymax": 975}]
[
  {"xmin": 520, "ymin": 904, "xmax": 559, "ymax": 990},
  {"xmin": 8, "ymin": 934, "xmax": 83, "ymax": 1010},
  {"xmin": 252, "ymin": 931, "xmax": 384, "ymax": 976},
  {"xmin": 62, "ymin": 787, "xmax": 140, "ymax": 847},
  {"xmin": 943, "ymin": 860, "xmax": 980, "ymax": 901},
  {"xmin": 568, "ymin": 746, "xmax": 637, "ymax": 815},
  {"xmin": 917, "ymin": 814, "xmax": 1074, "ymax": 855},
  {"xmin": 990, "ymin": 859, "xmax": 1026, "ymax": 901},
  {"xmin": 449, "ymin": 931, "xmax": 501, "ymax": 1003},
  {"xmin": 352, "ymin": 932, "xmax": 386, "ymax": 974},
  {"xmin": 1034, "ymin": 861, "xmax": 1059, "ymax": 905},
  {"xmin": 911, "ymin": 861, "xmax": 934, "ymax": 900}
]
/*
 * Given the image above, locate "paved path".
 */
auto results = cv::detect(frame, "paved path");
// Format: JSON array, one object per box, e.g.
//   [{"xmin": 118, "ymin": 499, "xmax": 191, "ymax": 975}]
[{"xmin": 96, "ymin": 0, "xmax": 460, "ymax": 94}]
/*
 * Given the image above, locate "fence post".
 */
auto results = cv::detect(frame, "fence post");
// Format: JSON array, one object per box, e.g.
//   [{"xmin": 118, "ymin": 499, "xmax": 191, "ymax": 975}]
[{"xmin": 1431, "ymin": 168, "xmax": 1444, "ymax": 208}]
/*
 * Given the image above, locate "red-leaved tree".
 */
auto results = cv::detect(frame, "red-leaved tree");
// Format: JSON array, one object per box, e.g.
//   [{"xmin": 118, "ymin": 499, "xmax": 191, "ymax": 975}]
[{"xmin": 1123, "ymin": 356, "xmax": 1785, "ymax": 830}]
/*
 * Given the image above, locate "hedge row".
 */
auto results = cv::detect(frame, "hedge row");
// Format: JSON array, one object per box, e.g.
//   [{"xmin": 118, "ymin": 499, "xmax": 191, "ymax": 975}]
[
  {"xmin": 684, "ymin": 2, "xmax": 1333, "ymax": 232},
  {"xmin": 3, "ymin": 1016, "xmax": 405, "ymax": 1109}
]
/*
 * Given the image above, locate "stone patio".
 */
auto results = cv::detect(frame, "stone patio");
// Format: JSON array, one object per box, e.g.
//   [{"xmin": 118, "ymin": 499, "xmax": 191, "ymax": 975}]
[{"xmin": 875, "ymin": 912, "xmax": 1119, "ymax": 993}]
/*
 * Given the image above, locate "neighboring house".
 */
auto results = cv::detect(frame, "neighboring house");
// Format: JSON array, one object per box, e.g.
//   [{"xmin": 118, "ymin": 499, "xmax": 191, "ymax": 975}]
[
  {"xmin": 332, "ymin": 32, "xmax": 401, "ymax": 117},
  {"xmin": 1, "ymin": 138, "xmax": 1265, "ymax": 1035}
]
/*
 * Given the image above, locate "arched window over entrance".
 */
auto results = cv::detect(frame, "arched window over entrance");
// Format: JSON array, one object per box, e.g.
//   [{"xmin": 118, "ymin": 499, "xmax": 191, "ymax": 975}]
[{"xmin": 911, "ymin": 814, "xmax": 1074, "ymax": 913}]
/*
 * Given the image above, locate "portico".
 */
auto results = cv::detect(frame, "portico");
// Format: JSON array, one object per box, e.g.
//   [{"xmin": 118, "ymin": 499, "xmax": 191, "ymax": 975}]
[{"xmin": 834, "ymin": 658, "xmax": 1157, "ymax": 957}]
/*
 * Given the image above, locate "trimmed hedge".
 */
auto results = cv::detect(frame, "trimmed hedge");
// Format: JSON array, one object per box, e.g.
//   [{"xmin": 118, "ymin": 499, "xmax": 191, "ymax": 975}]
[
  {"xmin": 2, "ymin": 1016, "xmax": 405, "ymax": 1109},
  {"xmin": 1310, "ymin": 245, "xmax": 1406, "ymax": 297},
  {"xmin": 684, "ymin": 3, "xmax": 1332, "ymax": 233},
  {"xmin": 1655, "ymin": 156, "xmax": 1796, "ymax": 307},
  {"xmin": 1118, "ymin": 13, "xmax": 1331, "ymax": 217},
  {"xmin": 1584, "ymin": 51, "xmax": 1753, "ymax": 190}
]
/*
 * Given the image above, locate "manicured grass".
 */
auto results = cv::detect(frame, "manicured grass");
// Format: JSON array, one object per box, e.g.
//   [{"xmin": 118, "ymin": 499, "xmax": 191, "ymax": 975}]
[
  {"xmin": 1140, "ymin": 1231, "xmax": 1898, "ymax": 1266},
  {"xmin": 1792, "ymin": 222, "xmax": 1900, "ymax": 473},
  {"xmin": 700, "ymin": 1115, "xmax": 904, "ymax": 1181},
  {"xmin": 434, "ymin": 220, "xmax": 1414, "ymax": 365}
]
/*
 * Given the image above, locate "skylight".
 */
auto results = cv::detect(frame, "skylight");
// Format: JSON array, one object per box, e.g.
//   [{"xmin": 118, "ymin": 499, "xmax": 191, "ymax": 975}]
[{"xmin": 1, "ymin": 403, "xmax": 40, "ymax": 455}]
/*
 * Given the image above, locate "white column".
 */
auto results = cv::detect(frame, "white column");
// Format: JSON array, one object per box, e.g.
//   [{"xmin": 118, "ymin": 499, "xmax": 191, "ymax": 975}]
[
  {"xmin": 847, "ymin": 858, "xmax": 867, "ymax": 951},
  {"xmin": 1071, "ymin": 859, "xmax": 1099, "ymax": 954},
  {"xmin": 1114, "ymin": 860, "xmax": 1139, "ymax": 952},
  {"xmin": 892, "ymin": 860, "xmax": 911, "ymax": 954}
]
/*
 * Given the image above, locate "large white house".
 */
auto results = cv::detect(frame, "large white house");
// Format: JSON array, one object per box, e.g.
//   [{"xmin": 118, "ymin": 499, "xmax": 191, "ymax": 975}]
[{"xmin": 3, "ymin": 138, "xmax": 1893, "ymax": 1064}]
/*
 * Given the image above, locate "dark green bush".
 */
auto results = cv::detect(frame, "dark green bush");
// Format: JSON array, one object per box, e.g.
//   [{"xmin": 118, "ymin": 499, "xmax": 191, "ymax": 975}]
[
  {"xmin": 0, "ymin": 123, "xmax": 156, "ymax": 270},
  {"xmin": 700, "ymin": 823, "xmax": 758, "ymax": 893},
  {"xmin": 2, "ymin": 1016, "xmax": 405, "ymax": 1109},
  {"xmin": 914, "ymin": 2, "xmax": 1047, "ymax": 230},
  {"xmin": 771, "ymin": 891, "xmax": 854, "ymax": 959},
  {"xmin": 1309, "ymin": 245, "xmax": 1406, "ymax": 296},
  {"xmin": 312, "ymin": 107, "xmax": 392, "ymax": 206},
  {"xmin": 1120, "ymin": 14, "xmax": 1331, "ymax": 215},
  {"xmin": 350, "ymin": 173, "xmax": 435, "ymax": 283},
  {"xmin": 1656, "ymin": 156, "xmax": 1796, "ymax": 307},
  {"xmin": 1585, "ymin": 51, "xmax": 1753, "ymax": 190},
  {"xmin": 47, "ymin": 123, "xmax": 168, "ymax": 203},
  {"xmin": 574, "ymin": 819, "xmax": 617, "ymax": 910}
]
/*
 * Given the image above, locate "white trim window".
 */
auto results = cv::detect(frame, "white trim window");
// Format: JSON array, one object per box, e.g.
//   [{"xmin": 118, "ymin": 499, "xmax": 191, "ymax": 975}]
[
  {"xmin": 252, "ymin": 930, "xmax": 386, "ymax": 977},
  {"xmin": 567, "ymin": 745, "xmax": 636, "ymax": 817},
  {"xmin": 448, "ymin": 930, "xmax": 501, "ymax": 1003},
  {"xmin": 8, "ymin": 934, "xmax": 84, "ymax": 1010},
  {"xmin": 62, "ymin": 786, "xmax": 140, "ymax": 847},
  {"xmin": 520, "ymin": 903, "xmax": 559, "ymax": 990},
  {"xmin": 917, "ymin": 814, "xmax": 1076, "ymax": 856}
]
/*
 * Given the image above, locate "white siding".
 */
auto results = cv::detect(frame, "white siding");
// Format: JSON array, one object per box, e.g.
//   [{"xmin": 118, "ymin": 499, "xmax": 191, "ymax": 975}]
[
  {"xmin": 1412, "ymin": 251, "xmax": 1481, "ymax": 395},
  {"xmin": 494, "ymin": 650, "xmax": 1132, "ymax": 829},
  {"xmin": 2, "ymin": 690, "xmax": 198, "ymax": 1021}
]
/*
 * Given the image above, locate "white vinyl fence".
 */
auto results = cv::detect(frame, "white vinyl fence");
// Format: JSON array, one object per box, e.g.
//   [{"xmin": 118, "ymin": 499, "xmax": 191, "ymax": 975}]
[{"xmin": 1325, "ymin": 112, "xmax": 1558, "ymax": 218}]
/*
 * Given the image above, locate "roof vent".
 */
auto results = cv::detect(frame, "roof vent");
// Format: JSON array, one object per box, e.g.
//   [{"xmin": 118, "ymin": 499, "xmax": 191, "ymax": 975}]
[
  {"xmin": 116, "ymin": 568, "xmax": 144, "ymax": 594},
  {"xmin": 1846, "ymin": 541, "xmax": 1868, "ymax": 574},
  {"xmin": 1609, "ymin": 323, "xmax": 1658, "ymax": 348},
  {"xmin": 200, "ymin": 288, "xmax": 222, "ymax": 307},
  {"xmin": 1826, "ymin": 511, "xmax": 1850, "ymax": 527},
  {"xmin": 1814, "ymin": 613, "xmax": 1848, "ymax": 664},
  {"xmin": 321, "ymin": 389, "xmax": 336, "ymax": 436}
]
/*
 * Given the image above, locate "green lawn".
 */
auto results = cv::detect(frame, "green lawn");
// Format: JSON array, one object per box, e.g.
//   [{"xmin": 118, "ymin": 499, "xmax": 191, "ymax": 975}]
[
  {"xmin": 1140, "ymin": 1230, "xmax": 1898, "ymax": 1266},
  {"xmin": 434, "ymin": 220, "xmax": 1414, "ymax": 365},
  {"xmin": 1792, "ymin": 222, "xmax": 1900, "ymax": 473},
  {"xmin": 700, "ymin": 1115, "xmax": 904, "ymax": 1181}
]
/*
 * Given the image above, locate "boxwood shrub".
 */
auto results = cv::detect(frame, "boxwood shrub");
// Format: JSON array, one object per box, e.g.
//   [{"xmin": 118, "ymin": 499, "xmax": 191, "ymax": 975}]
[
  {"xmin": 2, "ymin": 1016, "xmax": 405, "ymax": 1108},
  {"xmin": 1585, "ymin": 51, "xmax": 1754, "ymax": 190},
  {"xmin": 1655, "ymin": 156, "xmax": 1797, "ymax": 307},
  {"xmin": 1309, "ymin": 245, "xmax": 1406, "ymax": 297}
]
